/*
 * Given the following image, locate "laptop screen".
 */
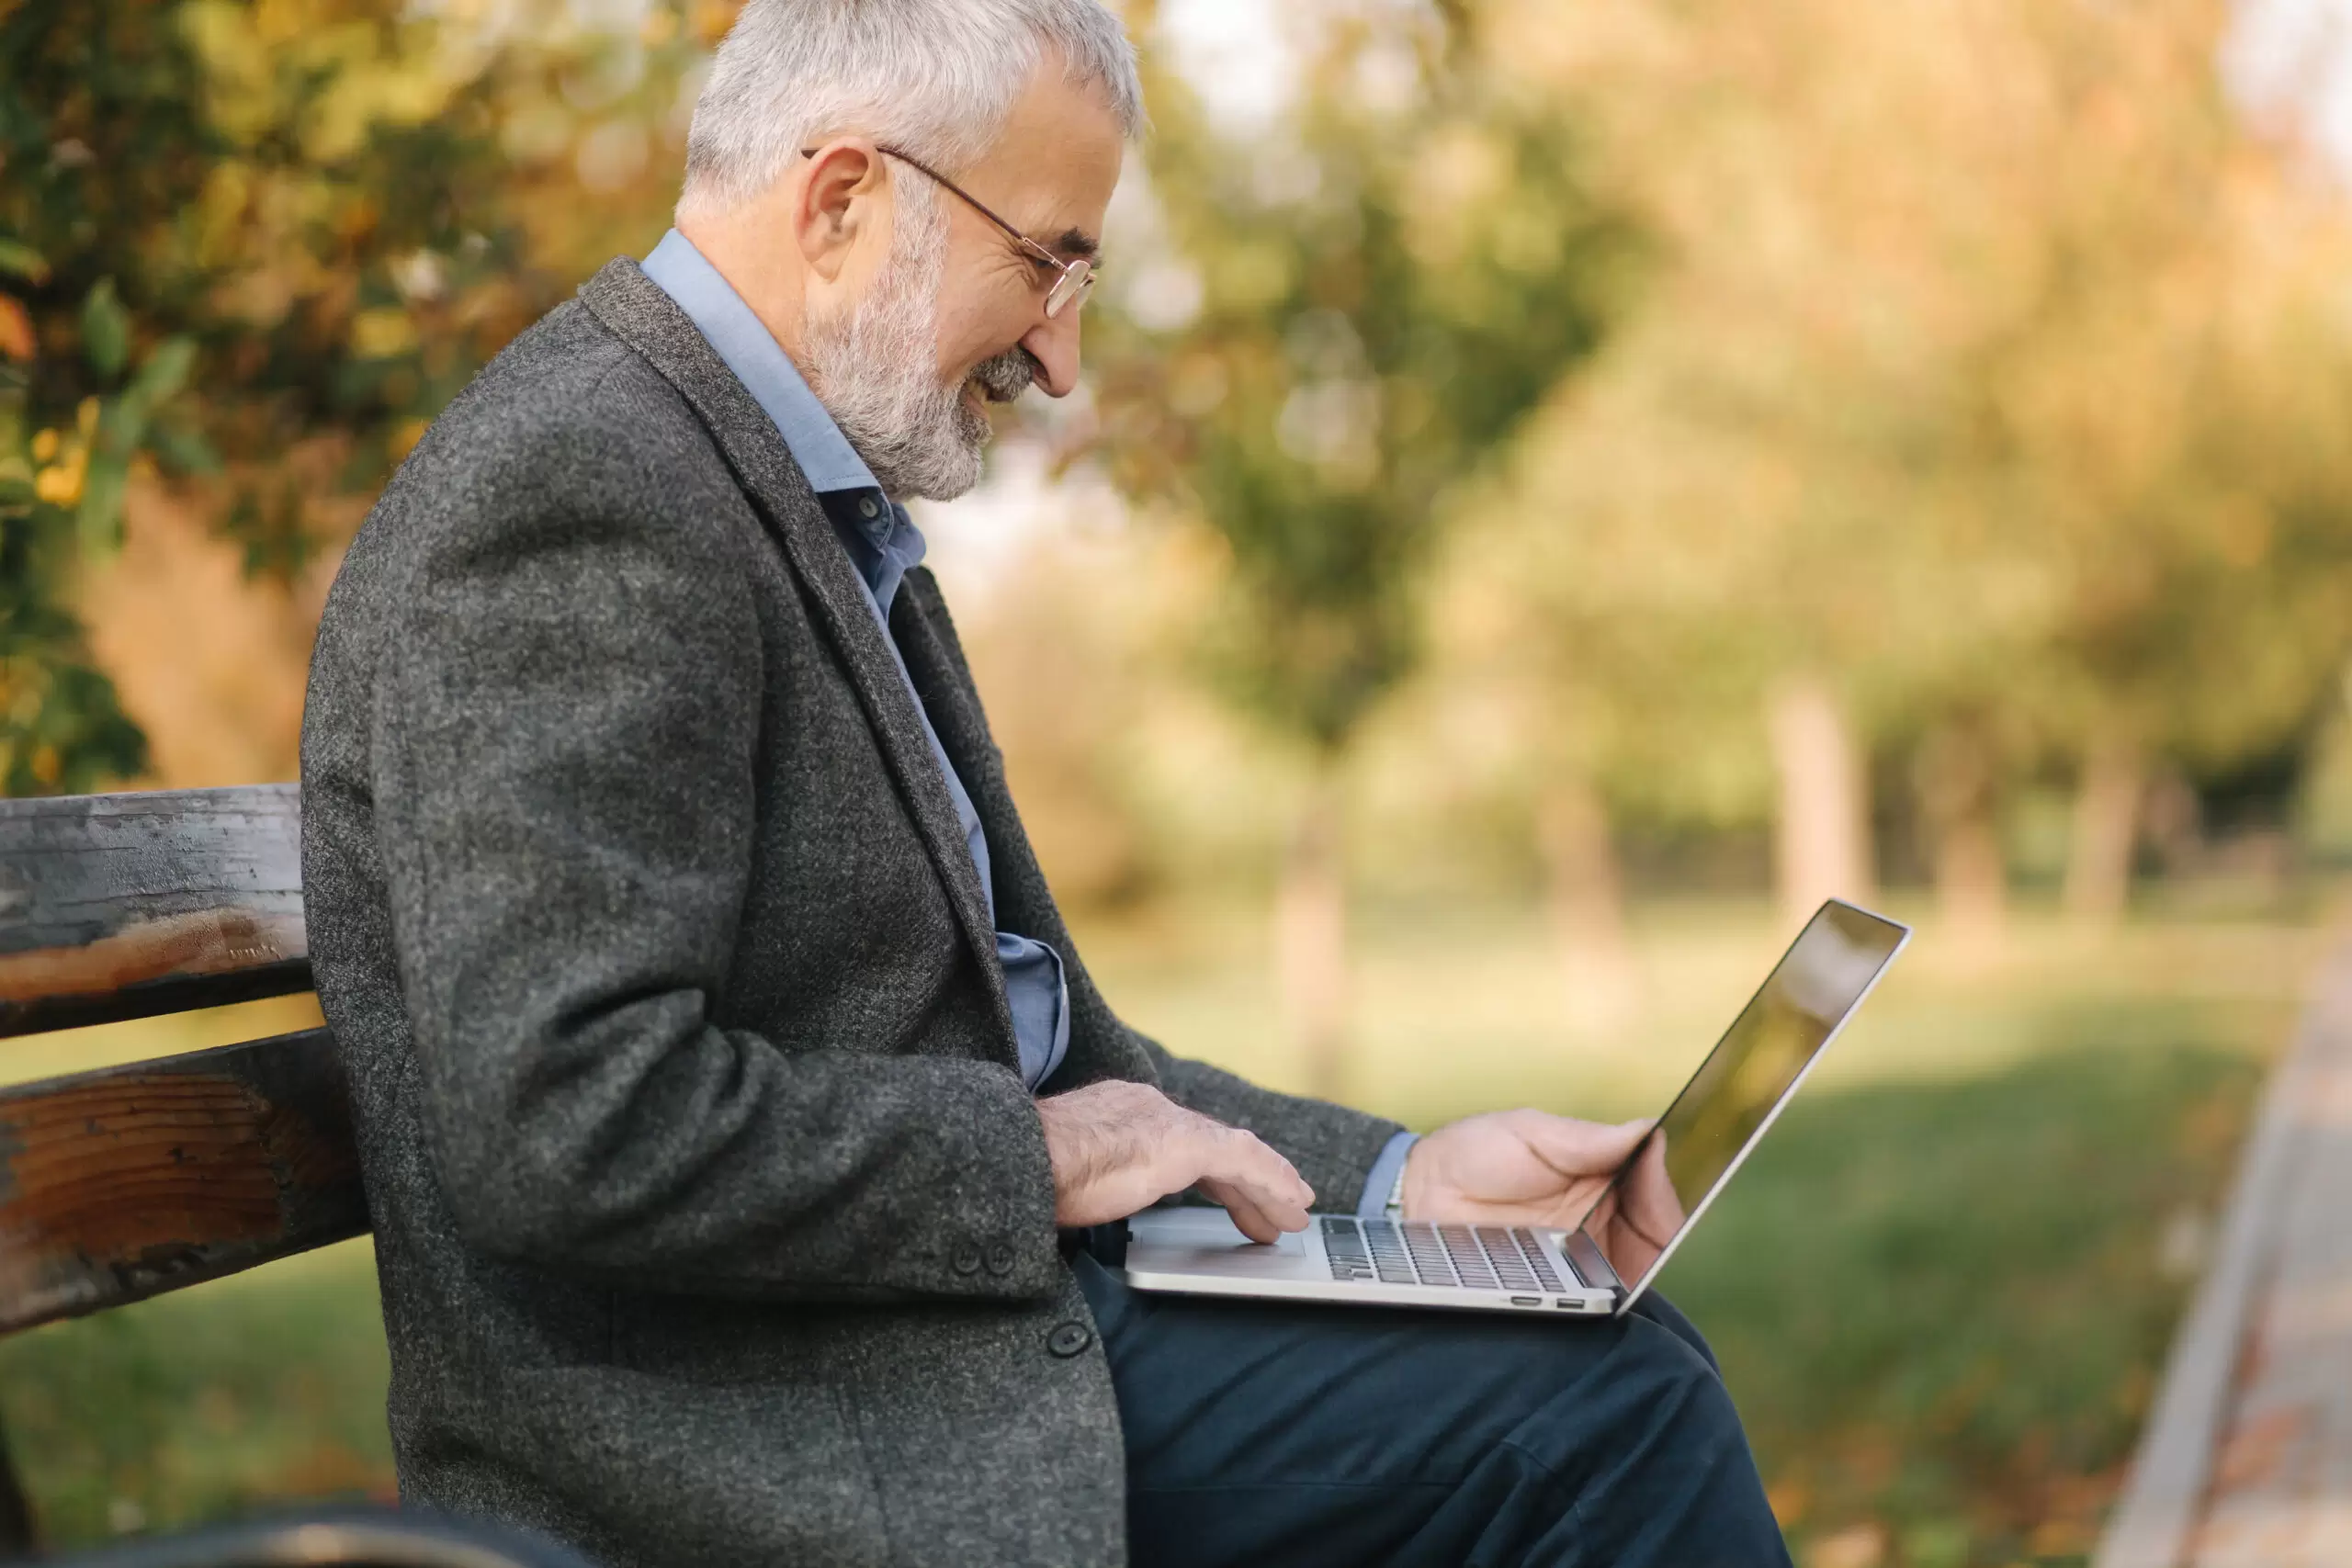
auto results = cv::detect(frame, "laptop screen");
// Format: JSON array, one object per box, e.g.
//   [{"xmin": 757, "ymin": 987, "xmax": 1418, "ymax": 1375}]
[{"xmin": 1579, "ymin": 899, "xmax": 1909, "ymax": 1301}]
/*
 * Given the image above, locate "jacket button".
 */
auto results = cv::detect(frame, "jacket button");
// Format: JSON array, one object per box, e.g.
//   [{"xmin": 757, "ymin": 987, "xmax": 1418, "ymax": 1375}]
[
  {"xmin": 984, "ymin": 1242, "xmax": 1016, "ymax": 1276},
  {"xmin": 952, "ymin": 1244, "xmax": 982, "ymax": 1276},
  {"xmin": 1046, "ymin": 1322, "xmax": 1092, "ymax": 1359}
]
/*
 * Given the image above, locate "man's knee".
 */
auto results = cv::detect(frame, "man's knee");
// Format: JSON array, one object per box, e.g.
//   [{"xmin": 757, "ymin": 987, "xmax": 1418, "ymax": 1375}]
[
  {"xmin": 1627, "ymin": 1290, "xmax": 1724, "ymax": 1376},
  {"xmin": 1515, "ymin": 1307, "xmax": 1757, "ymax": 1496},
  {"xmin": 1598, "ymin": 1309, "xmax": 1740, "ymax": 1444},
  {"xmin": 1446, "ymin": 1316, "xmax": 1780, "ymax": 1567}
]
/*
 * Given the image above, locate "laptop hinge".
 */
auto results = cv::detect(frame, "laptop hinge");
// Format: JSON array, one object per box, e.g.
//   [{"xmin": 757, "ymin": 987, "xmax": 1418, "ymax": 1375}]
[{"xmin": 1561, "ymin": 1229, "xmax": 1625, "ymax": 1293}]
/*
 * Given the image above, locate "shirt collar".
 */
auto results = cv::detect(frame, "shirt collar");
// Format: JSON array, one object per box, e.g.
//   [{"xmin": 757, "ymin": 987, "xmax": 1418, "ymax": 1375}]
[{"xmin": 639, "ymin": 228, "xmax": 884, "ymax": 499}]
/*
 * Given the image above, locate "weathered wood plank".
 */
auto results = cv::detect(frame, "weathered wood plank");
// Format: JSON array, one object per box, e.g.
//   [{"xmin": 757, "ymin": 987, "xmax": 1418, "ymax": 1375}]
[
  {"xmin": 0, "ymin": 1030, "xmax": 365, "ymax": 1335},
  {"xmin": 52, "ymin": 1510, "xmax": 595, "ymax": 1566},
  {"xmin": 0, "ymin": 785, "xmax": 311, "ymax": 1037},
  {"xmin": 2095, "ymin": 933, "xmax": 2352, "ymax": 1568}
]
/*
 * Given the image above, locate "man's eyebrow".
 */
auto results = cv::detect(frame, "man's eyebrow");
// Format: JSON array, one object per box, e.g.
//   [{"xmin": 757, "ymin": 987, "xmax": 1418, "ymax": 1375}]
[{"xmin": 1047, "ymin": 228, "xmax": 1101, "ymax": 263}]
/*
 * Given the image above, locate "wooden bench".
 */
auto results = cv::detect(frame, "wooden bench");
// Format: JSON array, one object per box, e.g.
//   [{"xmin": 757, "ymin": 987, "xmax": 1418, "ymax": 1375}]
[
  {"xmin": 0, "ymin": 784, "xmax": 366, "ymax": 1556},
  {"xmin": 25, "ymin": 782, "xmax": 2348, "ymax": 1565},
  {"xmin": 2095, "ymin": 927, "xmax": 2352, "ymax": 1568}
]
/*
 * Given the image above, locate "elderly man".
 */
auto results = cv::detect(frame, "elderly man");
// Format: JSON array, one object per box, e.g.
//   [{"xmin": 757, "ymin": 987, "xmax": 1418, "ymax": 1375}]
[{"xmin": 300, "ymin": 2, "xmax": 1790, "ymax": 1564}]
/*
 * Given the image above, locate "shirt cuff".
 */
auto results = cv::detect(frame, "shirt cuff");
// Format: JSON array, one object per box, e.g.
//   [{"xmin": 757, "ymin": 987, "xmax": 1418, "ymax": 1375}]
[{"xmin": 1355, "ymin": 1131, "xmax": 1419, "ymax": 1218}]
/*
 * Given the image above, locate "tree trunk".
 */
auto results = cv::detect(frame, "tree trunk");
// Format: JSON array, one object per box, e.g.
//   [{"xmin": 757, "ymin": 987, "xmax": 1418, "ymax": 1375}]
[
  {"xmin": 2064, "ymin": 735, "xmax": 2144, "ymax": 923},
  {"xmin": 1278, "ymin": 762, "xmax": 1351, "ymax": 1100},
  {"xmin": 1917, "ymin": 722, "xmax": 2007, "ymax": 950},
  {"xmin": 1537, "ymin": 774, "xmax": 1641, "ymax": 1035},
  {"xmin": 1768, "ymin": 676, "xmax": 1875, "ymax": 934}
]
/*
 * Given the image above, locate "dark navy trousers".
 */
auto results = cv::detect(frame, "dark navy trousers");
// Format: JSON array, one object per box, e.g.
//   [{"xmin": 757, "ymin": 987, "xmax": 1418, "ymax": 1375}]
[{"xmin": 1074, "ymin": 1256, "xmax": 1792, "ymax": 1568}]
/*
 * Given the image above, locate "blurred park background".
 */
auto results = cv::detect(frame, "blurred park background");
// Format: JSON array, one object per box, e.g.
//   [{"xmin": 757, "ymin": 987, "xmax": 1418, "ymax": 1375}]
[{"xmin": 10, "ymin": 0, "xmax": 2352, "ymax": 1563}]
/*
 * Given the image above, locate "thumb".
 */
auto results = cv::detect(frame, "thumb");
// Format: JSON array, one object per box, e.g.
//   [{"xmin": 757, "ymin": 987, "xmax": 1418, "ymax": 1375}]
[{"xmin": 1520, "ymin": 1113, "xmax": 1653, "ymax": 1179}]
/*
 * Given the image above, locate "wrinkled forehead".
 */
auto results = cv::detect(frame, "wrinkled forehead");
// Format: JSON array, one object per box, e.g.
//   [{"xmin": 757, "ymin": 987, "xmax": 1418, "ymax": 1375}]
[{"xmin": 956, "ymin": 64, "xmax": 1127, "ymax": 254}]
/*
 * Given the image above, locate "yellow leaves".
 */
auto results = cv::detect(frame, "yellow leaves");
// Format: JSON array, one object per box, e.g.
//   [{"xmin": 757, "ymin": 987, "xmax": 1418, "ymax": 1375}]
[
  {"xmin": 34, "ymin": 440, "xmax": 85, "ymax": 506},
  {"xmin": 0, "ymin": 296, "xmax": 33, "ymax": 362},
  {"xmin": 28, "ymin": 400, "xmax": 100, "ymax": 508},
  {"xmin": 390, "ymin": 417, "xmax": 429, "ymax": 459},
  {"xmin": 179, "ymin": 2, "xmax": 274, "ymax": 146},
  {"xmin": 39, "ymin": 400, "xmax": 100, "ymax": 506},
  {"xmin": 194, "ymin": 160, "xmax": 255, "ymax": 268},
  {"xmin": 32, "ymin": 465, "xmax": 81, "ymax": 507},
  {"xmin": 182, "ymin": 0, "xmax": 472, "ymax": 161},
  {"xmin": 349, "ymin": 307, "xmax": 417, "ymax": 360},
  {"xmin": 304, "ymin": 26, "xmax": 461, "ymax": 163},
  {"xmin": 334, "ymin": 197, "xmax": 381, "ymax": 249}
]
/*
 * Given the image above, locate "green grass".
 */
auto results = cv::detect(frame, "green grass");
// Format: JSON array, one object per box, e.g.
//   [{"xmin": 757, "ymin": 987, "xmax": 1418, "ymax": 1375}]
[
  {"xmin": 1670, "ymin": 1043, "xmax": 2257, "ymax": 1567},
  {"xmin": 0, "ymin": 1245, "xmax": 391, "ymax": 1543},
  {"xmin": 0, "ymin": 902, "xmax": 2316, "ymax": 1563}
]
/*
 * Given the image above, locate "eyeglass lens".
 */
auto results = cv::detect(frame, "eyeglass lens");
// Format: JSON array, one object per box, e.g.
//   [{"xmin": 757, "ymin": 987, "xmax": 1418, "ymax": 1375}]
[{"xmin": 1046, "ymin": 260, "xmax": 1095, "ymax": 320}]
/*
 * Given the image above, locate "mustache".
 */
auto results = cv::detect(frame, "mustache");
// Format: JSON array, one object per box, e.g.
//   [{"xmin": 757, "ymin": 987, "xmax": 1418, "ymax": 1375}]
[{"xmin": 967, "ymin": 347, "xmax": 1040, "ymax": 403}]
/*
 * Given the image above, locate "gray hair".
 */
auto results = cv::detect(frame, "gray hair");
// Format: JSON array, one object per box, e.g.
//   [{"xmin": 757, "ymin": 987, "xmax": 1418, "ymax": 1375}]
[{"xmin": 679, "ymin": 0, "xmax": 1145, "ymax": 218}]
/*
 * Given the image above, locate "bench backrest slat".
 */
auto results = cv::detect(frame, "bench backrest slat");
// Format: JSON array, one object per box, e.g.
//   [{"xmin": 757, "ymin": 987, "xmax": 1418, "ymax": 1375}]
[
  {"xmin": 0, "ymin": 1028, "xmax": 365, "ymax": 1334},
  {"xmin": 0, "ymin": 785, "xmax": 311, "ymax": 1038}
]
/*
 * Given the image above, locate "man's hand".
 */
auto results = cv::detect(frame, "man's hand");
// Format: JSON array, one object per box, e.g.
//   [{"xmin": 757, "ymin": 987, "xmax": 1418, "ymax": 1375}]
[
  {"xmin": 1036, "ymin": 1080, "xmax": 1316, "ymax": 1243},
  {"xmin": 1403, "ymin": 1111, "xmax": 1686, "ymax": 1282}
]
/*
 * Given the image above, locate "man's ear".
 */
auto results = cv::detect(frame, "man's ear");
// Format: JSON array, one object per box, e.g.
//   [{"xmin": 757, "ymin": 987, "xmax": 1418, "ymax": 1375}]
[{"xmin": 795, "ymin": 139, "xmax": 888, "ymax": 285}]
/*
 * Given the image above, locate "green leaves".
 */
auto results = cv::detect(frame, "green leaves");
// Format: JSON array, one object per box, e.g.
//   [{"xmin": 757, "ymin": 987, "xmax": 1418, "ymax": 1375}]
[
  {"xmin": 79, "ymin": 280, "xmax": 130, "ymax": 380},
  {"xmin": 1092, "ymin": 16, "xmax": 1627, "ymax": 759},
  {"xmin": 0, "ymin": 0, "xmax": 631, "ymax": 796},
  {"xmin": 0, "ymin": 242, "xmax": 50, "ymax": 286}
]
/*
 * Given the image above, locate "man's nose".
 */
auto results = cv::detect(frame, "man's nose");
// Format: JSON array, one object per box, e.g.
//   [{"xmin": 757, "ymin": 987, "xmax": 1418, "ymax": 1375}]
[{"xmin": 1020, "ymin": 307, "xmax": 1081, "ymax": 399}]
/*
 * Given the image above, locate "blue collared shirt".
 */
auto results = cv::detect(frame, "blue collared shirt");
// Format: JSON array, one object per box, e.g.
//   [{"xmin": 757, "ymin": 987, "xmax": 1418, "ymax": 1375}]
[
  {"xmin": 639, "ymin": 231, "xmax": 1413, "ymax": 1204},
  {"xmin": 642, "ymin": 229, "xmax": 1069, "ymax": 1090}
]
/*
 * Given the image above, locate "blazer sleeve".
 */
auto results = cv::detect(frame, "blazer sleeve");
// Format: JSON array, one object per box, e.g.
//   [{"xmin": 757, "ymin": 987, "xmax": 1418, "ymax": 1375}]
[
  {"xmin": 894, "ymin": 566, "xmax": 1408, "ymax": 1212},
  {"xmin": 1132, "ymin": 1033, "xmax": 1405, "ymax": 1213},
  {"xmin": 364, "ymin": 428, "xmax": 1060, "ymax": 1304}
]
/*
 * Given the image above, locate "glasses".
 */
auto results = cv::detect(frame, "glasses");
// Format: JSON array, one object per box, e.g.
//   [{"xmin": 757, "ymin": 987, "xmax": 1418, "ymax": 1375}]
[{"xmin": 800, "ymin": 144, "xmax": 1096, "ymax": 319}]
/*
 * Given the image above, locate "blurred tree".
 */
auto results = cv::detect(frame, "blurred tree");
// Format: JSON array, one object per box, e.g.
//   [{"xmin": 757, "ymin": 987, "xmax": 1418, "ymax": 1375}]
[
  {"xmin": 1087, "ymin": 0, "xmax": 1632, "ymax": 1092},
  {"xmin": 1472, "ymin": 0, "xmax": 2352, "ymax": 938},
  {"xmin": 0, "ymin": 0, "xmax": 703, "ymax": 800}
]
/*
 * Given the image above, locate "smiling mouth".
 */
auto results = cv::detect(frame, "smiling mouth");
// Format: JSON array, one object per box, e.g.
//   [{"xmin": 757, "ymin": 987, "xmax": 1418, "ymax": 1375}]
[{"xmin": 964, "ymin": 376, "xmax": 1020, "ymax": 408}]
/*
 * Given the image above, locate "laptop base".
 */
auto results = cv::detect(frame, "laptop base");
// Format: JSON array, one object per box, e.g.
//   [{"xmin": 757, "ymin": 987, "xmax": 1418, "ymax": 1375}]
[{"xmin": 1111, "ymin": 1209, "xmax": 1620, "ymax": 1317}]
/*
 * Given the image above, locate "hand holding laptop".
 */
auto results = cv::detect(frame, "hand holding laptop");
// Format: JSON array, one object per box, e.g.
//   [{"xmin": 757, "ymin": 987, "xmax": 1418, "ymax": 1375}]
[
  {"xmin": 1108, "ymin": 900, "xmax": 1908, "ymax": 1319},
  {"xmin": 1036, "ymin": 1077, "xmax": 1679, "ymax": 1257},
  {"xmin": 1402, "ymin": 1111, "xmax": 1688, "ymax": 1282}
]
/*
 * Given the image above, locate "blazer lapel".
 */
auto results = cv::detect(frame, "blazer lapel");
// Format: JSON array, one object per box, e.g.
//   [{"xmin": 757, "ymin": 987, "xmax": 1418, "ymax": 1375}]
[
  {"xmin": 890, "ymin": 570, "xmax": 1159, "ymax": 1089},
  {"xmin": 576, "ymin": 258, "xmax": 1017, "ymax": 1062}
]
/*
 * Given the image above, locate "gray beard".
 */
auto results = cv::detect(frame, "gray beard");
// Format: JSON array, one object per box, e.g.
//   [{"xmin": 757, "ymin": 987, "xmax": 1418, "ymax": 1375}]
[{"xmin": 803, "ymin": 189, "xmax": 1035, "ymax": 502}]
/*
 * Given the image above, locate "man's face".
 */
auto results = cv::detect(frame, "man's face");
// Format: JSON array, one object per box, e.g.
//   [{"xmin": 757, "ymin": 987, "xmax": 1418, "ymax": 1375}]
[{"xmin": 800, "ymin": 61, "xmax": 1124, "ymax": 500}]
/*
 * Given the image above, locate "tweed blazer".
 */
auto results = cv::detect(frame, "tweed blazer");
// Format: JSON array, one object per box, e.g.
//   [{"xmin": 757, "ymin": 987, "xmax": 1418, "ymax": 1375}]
[{"xmin": 298, "ymin": 257, "xmax": 1404, "ymax": 1568}]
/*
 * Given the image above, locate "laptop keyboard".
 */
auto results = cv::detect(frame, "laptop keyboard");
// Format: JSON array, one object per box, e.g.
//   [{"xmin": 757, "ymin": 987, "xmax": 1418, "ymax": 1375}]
[{"xmin": 1319, "ymin": 1216, "xmax": 1568, "ymax": 1292}]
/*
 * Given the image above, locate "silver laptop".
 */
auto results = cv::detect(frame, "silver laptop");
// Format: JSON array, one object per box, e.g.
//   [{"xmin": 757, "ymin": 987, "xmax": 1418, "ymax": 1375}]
[{"xmin": 1109, "ymin": 898, "xmax": 1910, "ymax": 1318}]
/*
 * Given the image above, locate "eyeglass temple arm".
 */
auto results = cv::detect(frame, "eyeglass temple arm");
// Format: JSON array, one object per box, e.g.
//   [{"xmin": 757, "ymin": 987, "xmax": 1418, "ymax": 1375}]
[{"xmin": 800, "ymin": 142, "xmax": 1073, "ymax": 273}]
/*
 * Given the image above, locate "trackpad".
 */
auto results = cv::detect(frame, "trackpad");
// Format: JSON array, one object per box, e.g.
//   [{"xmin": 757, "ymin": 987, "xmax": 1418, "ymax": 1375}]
[{"xmin": 1125, "ymin": 1208, "xmax": 1318, "ymax": 1280}]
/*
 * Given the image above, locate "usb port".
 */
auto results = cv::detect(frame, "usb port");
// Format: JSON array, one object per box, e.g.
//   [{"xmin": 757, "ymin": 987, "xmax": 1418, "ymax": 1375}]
[{"xmin": 1510, "ymin": 1296, "xmax": 1540, "ymax": 1306}]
